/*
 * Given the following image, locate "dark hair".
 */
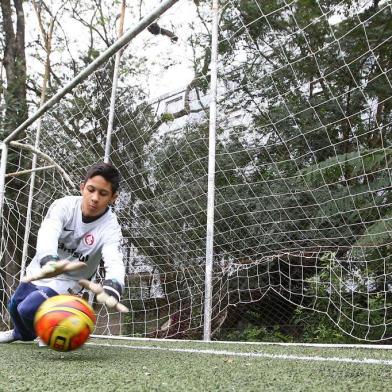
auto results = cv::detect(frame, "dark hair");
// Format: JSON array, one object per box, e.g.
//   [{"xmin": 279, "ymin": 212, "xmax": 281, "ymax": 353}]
[{"xmin": 84, "ymin": 162, "xmax": 121, "ymax": 194}]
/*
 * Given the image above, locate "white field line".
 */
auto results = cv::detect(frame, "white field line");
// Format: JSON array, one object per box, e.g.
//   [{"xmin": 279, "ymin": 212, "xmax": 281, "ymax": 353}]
[
  {"xmin": 86, "ymin": 342, "xmax": 392, "ymax": 366},
  {"xmin": 90, "ymin": 335, "xmax": 392, "ymax": 350}
]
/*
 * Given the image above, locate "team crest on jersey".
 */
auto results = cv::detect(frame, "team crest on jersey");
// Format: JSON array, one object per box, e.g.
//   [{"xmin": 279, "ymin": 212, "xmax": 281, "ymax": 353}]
[{"xmin": 84, "ymin": 234, "xmax": 94, "ymax": 246}]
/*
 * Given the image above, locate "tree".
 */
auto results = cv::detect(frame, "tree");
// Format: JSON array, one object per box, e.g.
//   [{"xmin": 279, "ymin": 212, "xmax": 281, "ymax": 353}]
[
  {"xmin": 0, "ymin": 0, "xmax": 28, "ymax": 137},
  {"xmin": 129, "ymin": 0, "xmax": 392, "ymax": 340},
  {"xmin": 0, "ymin": 0, "xmax": 29, "ymax": 328},
  {"xmin": 0, "ymin": 0, "xmax": 156, "ymax": 329}
]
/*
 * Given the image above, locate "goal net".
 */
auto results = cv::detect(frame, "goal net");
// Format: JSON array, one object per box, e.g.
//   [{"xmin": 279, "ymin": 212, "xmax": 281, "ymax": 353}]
[{"xmin": 1, "ymin": 0, "xmax": 391, "ymax": 343}]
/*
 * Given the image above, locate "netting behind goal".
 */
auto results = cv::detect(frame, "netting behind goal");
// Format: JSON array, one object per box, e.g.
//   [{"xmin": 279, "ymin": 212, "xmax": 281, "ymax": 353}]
[{"xmin": 1, "ymin": 0, "xmax": 392, "ymax": 342}]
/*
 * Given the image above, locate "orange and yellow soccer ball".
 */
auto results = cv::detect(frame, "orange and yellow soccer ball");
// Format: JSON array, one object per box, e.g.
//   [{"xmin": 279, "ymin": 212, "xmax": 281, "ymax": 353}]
[{"xmin": 34, "ymin": 295, "xmax": 96, "ymax": 352}]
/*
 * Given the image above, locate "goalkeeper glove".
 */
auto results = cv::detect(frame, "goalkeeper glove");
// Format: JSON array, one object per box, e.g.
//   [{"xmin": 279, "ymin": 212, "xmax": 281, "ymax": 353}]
[
  {"xmin": 102, "ymin": 279, "xmax": 123, "ymax": 303},
  {"xmin": 78, "ymin": 279, "xmax": 129, "ymax": 312},
  {"xmin": 21, "ymin": 257, "xmax": 86, "ymax": 283}
]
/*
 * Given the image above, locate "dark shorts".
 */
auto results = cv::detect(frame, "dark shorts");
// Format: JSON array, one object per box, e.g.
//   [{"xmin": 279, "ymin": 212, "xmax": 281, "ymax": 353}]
[{"xmin": 8, "ymin": 282, "xmax": 58, "ymax": 341}]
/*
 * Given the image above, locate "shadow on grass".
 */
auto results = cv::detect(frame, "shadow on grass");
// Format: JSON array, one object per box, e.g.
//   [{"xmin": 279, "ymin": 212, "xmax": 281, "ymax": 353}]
[{"xmin": 14, "ymin": 341, "xmax": 115, "ymax": 362}]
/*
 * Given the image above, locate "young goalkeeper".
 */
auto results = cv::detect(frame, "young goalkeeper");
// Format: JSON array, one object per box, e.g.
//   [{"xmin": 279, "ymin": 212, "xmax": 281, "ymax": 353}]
[{"xmin": 0, "ymin": 162, "xmax": 125, "ymax": 343}]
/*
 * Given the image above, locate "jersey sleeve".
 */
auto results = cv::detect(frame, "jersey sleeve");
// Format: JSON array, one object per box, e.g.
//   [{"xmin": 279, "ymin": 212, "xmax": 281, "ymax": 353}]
[
  {"xmin": 35, "ymin": 198, "xmax": 70, "ymax": 262},
  {"xmin": 101, "ymin": 221, "xmax": 125, "ymax": 287}
]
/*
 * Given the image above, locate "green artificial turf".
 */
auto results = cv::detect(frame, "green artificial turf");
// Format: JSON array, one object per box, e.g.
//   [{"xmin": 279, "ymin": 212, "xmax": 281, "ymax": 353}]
[{"xmin": 0, "ymin": 339, "xmax": 391, "ymax": 391}]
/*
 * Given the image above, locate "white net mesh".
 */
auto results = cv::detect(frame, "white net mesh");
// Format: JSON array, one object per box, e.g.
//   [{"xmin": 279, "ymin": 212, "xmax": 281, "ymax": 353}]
[{"xmin": 1, "ymin": 0, "xmax": 392, "ymax": 342}]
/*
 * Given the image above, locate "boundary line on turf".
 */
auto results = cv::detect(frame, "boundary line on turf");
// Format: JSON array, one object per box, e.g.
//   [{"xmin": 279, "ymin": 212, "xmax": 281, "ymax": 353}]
[
  {"xmin": 91, "ymin": 335, "xmax": 392, "ymax": 350},
  {"xmin": 87, "ymin": 342, "xmax": 392, "ymax": 366}
]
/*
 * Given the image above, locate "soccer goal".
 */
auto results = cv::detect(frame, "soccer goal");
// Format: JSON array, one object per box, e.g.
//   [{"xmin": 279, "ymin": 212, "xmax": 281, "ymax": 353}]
[{"xmin": 1, "ymin": 0, "xmax": 391, "ymax": 343}]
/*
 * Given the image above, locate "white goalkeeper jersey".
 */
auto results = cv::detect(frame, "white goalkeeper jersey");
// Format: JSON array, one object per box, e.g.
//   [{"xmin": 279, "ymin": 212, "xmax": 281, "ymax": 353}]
[{"xmin": 25, "ymin": 195, "xmax": 125, "ymax": 295}]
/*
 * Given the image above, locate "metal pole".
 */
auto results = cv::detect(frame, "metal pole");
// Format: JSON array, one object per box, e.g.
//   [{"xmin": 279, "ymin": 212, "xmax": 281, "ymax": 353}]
[
  {"xmin": 0, "ymin": 142, "xmax": 8, "ymax": 225},
  {"xmin": 20, "ymin": 1, "xmax": 55, "ymax": 277},
  {"xmin": 4, "ymin": 0, "xmax": 179, "ymax": 144},
  {"xmin": 203, "ymin": 0, "xmax": 219, "ymax": 342},
  {"xmin": 104, "ymin": 0, "xmax": 126, "ymax": 163},
  {"xmin": 20, "ymin": 118, "xmax": 42, "ymax": 277}
]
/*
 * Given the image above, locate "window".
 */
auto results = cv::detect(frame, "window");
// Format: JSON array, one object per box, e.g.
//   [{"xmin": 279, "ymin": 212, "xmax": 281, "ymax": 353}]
[{"xmin": 165, "ymin": 96, "xmax": 183, "ymax": 113}]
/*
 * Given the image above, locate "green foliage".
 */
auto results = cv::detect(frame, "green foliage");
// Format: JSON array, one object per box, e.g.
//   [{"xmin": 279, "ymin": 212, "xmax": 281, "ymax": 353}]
[
  {"xmin": 81, "ymin": 48, "xmax": 100, "ymax": 65},
  {"xmin": 292, "ymin": 307, "xmax": 356, "ymax": 343},
  {"xmin": 222, "ymin": 324, "xmax": 294, "ymax": 343},
  {"xmin": 290, "ymin": 251, "xmax": 392, "ymax": 342},
  {"xmin": 301, "ymin": 149, "xmax": 392, "ymax": 183},
  {"xmin": 160, "ymin": 112, "xmax": 175, "ymax": 123},
  {"xmin": 91, "ymin": 0, "xmax": 392, "ymax": 341}
]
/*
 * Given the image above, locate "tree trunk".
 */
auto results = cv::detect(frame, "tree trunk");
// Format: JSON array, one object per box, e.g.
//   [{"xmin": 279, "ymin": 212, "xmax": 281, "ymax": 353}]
[
  {"xmin": 1, "ymin": 0, "xmax": 28, "ymax": 136},
  {"xmin": 0, "ymin": 0, "xmax": 28, "ymax": 326}
]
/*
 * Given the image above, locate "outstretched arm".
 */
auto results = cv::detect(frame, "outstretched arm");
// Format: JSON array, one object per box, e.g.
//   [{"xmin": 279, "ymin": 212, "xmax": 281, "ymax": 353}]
[{"xmin": 21, "ymin": 259, "xmax": 87, "ymax": 283}]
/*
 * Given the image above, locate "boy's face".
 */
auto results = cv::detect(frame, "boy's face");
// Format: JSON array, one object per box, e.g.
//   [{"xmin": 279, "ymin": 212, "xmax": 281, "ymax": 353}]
[{"xmin": 80, "ymin": 175, "xmax": 118, "ymax": 217}]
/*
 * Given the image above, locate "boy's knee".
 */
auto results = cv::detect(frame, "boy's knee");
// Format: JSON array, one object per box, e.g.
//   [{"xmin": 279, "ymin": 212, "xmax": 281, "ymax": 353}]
[
  {"xmin": 8, "ymin": 296, "xmax": 19, "ymax": 315},
  {"xmin": 8, "ymin": 282, "xmax": 37, "ymax": 315},
  {"xmin": 17, "ymin": 299, "xmax": 37, "ymax": 322}
]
